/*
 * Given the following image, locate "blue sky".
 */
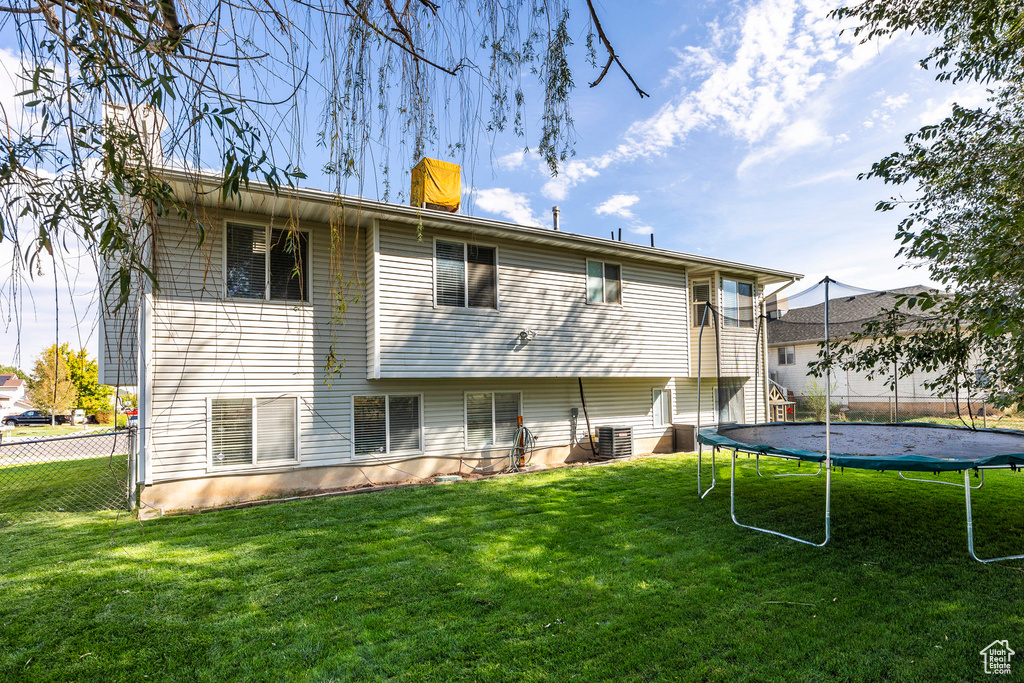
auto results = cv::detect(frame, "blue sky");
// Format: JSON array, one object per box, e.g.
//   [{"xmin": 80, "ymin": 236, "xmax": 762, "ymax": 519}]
[{"xmin": 0, "ymin": 0, "xmax": 988, "ymax": 370}]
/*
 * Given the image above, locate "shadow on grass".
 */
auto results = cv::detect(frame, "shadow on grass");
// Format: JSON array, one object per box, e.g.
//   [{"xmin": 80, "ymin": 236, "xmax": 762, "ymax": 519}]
[{"xmin": 1, "ymin": 454, "xmax": 1023, "ymax": 682}]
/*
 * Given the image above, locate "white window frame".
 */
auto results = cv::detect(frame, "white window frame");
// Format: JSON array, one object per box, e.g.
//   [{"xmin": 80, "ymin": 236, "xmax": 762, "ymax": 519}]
[
  {"xmin": 691, "ymin": 278, "xmax": 712, "ymax": 328},
  {"xmin": 223, "ymin": 220, "xmax": 312, "ymax": 303},
  {"xmin": 432, "ymin": 236, "xmax": 500, "ymax": 310},
  {"xmin": 350, "ymin": 393, "xmax": 425, "ymax": 456},
  {"xmin": 206, "ymin": 395, "xmax": 301, "ymax": 472},
  {"xmin": 463, "ymin": 391, "xmax": 523, "ymax": 450},
  {"xmin": 652, "ymin": 387, "xmax": 673, "ymax": 427},
  {"xmin": 585, "ymin": 259, "xmax": 623, "ymax": 305},
  {"xmin": 721, "ymin": 277, "xmax": 754, "ymax": 328}
]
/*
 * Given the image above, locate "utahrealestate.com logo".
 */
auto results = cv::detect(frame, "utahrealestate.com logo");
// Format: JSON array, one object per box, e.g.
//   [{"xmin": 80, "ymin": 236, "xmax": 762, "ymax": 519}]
[{"xmin": 980, "ymin": 640, "xmax": 1014, "ymax": 675}]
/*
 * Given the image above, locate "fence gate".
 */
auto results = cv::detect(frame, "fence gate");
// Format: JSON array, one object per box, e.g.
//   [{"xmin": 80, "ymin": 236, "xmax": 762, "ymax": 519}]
[{"xmin": 0, "ymin": 428, "xmax": 134, "ymax": 525}]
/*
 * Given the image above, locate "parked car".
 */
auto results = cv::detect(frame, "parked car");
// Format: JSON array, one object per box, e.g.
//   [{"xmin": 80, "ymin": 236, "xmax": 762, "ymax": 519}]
[{"xmin": 2, "ymin": 410, "xmax": 70, "ymax": 426}]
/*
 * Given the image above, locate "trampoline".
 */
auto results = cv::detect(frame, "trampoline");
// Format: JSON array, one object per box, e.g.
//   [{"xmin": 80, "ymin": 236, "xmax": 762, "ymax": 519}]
[{"xmin": 698, "ymin": 422, "xmax": 1024, "ymax": 563}]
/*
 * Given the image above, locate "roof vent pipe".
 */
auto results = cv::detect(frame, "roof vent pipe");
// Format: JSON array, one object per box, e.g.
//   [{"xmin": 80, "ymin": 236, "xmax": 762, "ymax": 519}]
[{"xmin": 552, "ymin": 206, "xmax": 560, "ymax": 231}]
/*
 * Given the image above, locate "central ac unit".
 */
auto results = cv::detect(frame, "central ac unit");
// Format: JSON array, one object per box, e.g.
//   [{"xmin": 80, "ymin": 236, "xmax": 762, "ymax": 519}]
[{"xmin": 598, "ymin": 425, "xmax": 634, "ymax": 459}]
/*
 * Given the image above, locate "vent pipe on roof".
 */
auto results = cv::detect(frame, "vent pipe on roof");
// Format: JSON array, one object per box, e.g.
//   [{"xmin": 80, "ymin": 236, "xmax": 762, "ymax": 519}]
[
  {"xmin": 618, "ymin": 228, "xmax": 622, "ymax": 242},
  {"xmin": 651, "ymin": 234, "xmax": 655, "ymax": 247},
  {"xmin": 552, "ymin": 206, "xmax": 560, "ymax": 231}
]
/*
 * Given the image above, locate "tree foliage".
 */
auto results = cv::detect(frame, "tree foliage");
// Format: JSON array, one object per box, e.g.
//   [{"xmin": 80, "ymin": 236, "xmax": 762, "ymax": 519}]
[
  {"xmin": 825, "ymin": 1, "xmax": 1024, "ymax": 412},
  {"xmin": 0, "ymin": 0, "xmax": 647, "ymax": 323},
  {"xmin": 28, "ymin": 345, "xmax": 77, "ymax": 417},
  {"xmin": 0, "ymin": 365, "xmax": 29, "ymax": 381}
]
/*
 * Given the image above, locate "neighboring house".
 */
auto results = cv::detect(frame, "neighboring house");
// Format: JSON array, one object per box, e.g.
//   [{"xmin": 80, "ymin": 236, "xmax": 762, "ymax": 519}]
[
  {"xmin": 101, "ymin": 166, "xmax": 800, "ymax": 513},
  {"xmin": 0, "ymin": 374, "xmax": 28, "ymax": 418},
  {"xmin": 768, "ymin": 285, "xmax": 958, "ymax": 412}
]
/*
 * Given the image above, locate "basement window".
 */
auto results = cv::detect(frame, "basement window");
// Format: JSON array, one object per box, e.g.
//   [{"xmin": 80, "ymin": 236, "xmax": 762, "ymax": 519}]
[
  {"xmin": 653, "ymin": 388, "xmax": 673, "ymax": 427},
  {"xmin": 465, "ymin": 392, "xmax": 521, "ymax": 449},
  {"xmin": 435, "ymin": 239, "xmax": 497, "ymax": 308},
  {"xmin": 587, "ymin": 260, "xmax": 621, "ymax": 304},
  {"xmin": 353, "ymin": 394, "xmax": 423, "ymax": 456},
  {"xmin": 226, "ymin": 223, "xmax": 309, "ymax": 302},
  {"xmin": 209, "ymin": 397, "xmax": 298, "ymax": 469}
]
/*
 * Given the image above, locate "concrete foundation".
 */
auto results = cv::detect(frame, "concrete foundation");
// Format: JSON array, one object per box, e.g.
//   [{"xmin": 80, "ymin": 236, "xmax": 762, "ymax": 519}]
[{"xmin": 140, "ymin": 435, "xmax": 673, "ymax": 516}]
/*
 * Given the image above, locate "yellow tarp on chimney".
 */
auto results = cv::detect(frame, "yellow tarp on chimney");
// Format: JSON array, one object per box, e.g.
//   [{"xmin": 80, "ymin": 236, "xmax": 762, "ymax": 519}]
[{"xmin": 411, "ymin": 157, "xmax": 461, "ymax": 213}]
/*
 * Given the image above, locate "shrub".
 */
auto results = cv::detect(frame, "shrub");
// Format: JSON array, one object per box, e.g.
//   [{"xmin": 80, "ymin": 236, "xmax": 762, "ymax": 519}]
[
  {"xmin": 801, "ymin": 381, "xmax": 845, "ymax": 422},
  {"xmin": 94, "ymin": 411, "xmax": 113, "ymax": 424}
]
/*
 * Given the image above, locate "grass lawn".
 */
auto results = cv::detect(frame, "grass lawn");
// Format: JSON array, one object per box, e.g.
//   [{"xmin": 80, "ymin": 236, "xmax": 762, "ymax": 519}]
[
  {"xmin": 1, "ymin": 425, "xmax": 106, "ymax": 439},
  {"xmin": 2, "ymin": 452, "xmax": 1023, "ymax": 682},
  {"xmin": 0, "ymin": 455, "xmax": 130, "ymax": 515}
]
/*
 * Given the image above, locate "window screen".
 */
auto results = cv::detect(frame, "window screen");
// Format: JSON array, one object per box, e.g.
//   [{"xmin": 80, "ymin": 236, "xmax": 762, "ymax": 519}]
[
  {"xmin": 692, "ymin": 281, "xmax": 711, "ymax": 327},
  {"xmin": 211, "ymin": 398, "xmax": 253, "ymax": 468},
  {"xmin": 587, "ymin": 261, "xmax": 621, "ymax": 304},
  {"xmin": 653, "ymin": 389, "xmax": 672, "ymax": 426},
  {"xmin": 226, "ymin": 224, "xmax": 266, "ymax": 299},
  {"xmin": 466, "ymin": 393, "xmax": 493, "ymax": 448},
  {"xmin": 269, "ymin": 229, "xmax": 308, "ymax": 301},
  {"xmin": 466, "ymin": 392, "xmax": 520, "ymax": 448},
  {"xmin": 435, "ymin": 240, "xmax": 466, "ymax": 307},
  {"xmin": 723, "ymin": 279, "xmax": 754, "ymax": 328},
  {"xmin": 493, "ymin": 392, "xmax": 520, "ymax": 445},
  {"xmin": 777, "ymin": 346, "xmax": 795, "ymax": 366},
  {"xmin": 354, "ymin": 396, "xmax": 387, "ymax": 455},
  {"xmin": 716, "ymin": 380, "xmax": 745, "ymax": 424},
  {"xmin": 388, "ymin": 395, "xmax": 421, "ymax": 451},
  {"xmin": 467, "ymin": 245, "xmax": 496, "ymax": 308},
  {"xmin": 256, "ymin": 397, "xmax": 297, "ymax": 463},
  {"xmin": 603, "ymin": 263, "xmax": 621, "ymax": 304}
]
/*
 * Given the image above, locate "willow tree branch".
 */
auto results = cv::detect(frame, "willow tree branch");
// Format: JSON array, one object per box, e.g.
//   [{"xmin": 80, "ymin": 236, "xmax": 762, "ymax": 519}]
[{"xmin": 584, "ymin": 0, "xmax": 648, "ymax": 98}]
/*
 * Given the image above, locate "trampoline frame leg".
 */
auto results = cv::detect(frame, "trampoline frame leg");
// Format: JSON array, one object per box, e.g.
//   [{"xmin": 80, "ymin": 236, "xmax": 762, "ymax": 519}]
[
  {"xmin": 756, "ymin": 453, "xmax": 823, "ymax": 478},
  {"xmin": 899, "ymin": 469, "xmax": 984, "ymax": 490},
  {"xmin": 698, "ymin": 444, "xmax": 716, "ymax": 499},
  {"xmin": 964, "ymin": 469, "xmax": 1024, "ymax": 563},
  {"xmin": 731, "ymin": 448, "xmax": 831, "ymax": 548}
]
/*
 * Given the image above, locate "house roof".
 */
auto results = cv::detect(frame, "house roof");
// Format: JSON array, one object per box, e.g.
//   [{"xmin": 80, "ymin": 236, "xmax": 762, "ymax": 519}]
[
  {"xmin": 0, "ymin": 374, "xmax": 24, "ymax": 388},
  {"xmin": 768, "ymin": 286, "xmax": 938, "ymax": 346},
  {"xmin": 159, "ymin": 166, "xmax": 803, "ymax": 286}
]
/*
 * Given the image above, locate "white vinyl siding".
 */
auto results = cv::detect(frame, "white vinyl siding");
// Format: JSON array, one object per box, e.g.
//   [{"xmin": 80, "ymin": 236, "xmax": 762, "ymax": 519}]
[
  {"xmin": 587, "ymin": 260, "xmax": 621, "ymax": 304},
  {"xmin": 353, "ymin": 394, "xmax": 422, "ymax": 455},
  {"xmin": 209, "ymin": 396, "xmax": 298, "ymax": 469},
  {"xmin": 653, "ymin": 388, "xmax": 672, "ymax": 427},
  {"xmin": 226, "ymin": 223, "xmax": 309, "ymax": 302},
  {"xmin": 465, "ymin": 391, "xmax": 521, "ymax": 449},
  {"xmin": 434, "ymin": 238, "xmax": 497, "ymax": 308}
]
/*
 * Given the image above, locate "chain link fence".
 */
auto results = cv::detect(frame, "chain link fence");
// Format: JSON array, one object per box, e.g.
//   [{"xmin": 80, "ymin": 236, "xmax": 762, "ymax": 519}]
[
  {"xmin": 0, "ymin": 428, "xmax": 134, "ymax": 525},
  {"xmin": 789, "ymin": 394, "xmax": 1016, "ymax": 429}
]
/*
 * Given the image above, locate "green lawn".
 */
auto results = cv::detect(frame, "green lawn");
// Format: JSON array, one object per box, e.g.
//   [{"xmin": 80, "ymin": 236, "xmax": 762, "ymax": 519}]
[
  {"xmin": 0, "ymin": 455, "xmax": 130, "ymax": 515},
  {"xmin": 2, "ymin": 453, "xmax": 1023, "ymax": 682}
]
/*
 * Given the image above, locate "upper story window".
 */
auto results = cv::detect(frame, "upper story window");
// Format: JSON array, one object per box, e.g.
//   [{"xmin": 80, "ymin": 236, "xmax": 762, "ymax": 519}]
[
  {"xmin": 777, "ymin": 346, "xmax": 796, "ymax": 366},
  {"xmin": 210, "ymin": 397, "xmax": 298, "ymax": 469},
  {"xmin": 722, "ymin": 278, "xmax": 754, "ymax": 328},
  {"xmin": 435, "ymin": 239, "xmax": 497, "ymax": 308},
  {"xmin": 226, "ymin": 223, "xmax": 309, "ymax": 302},
  {"xmin": 691, "ymin": 279, "xmax": 711, "ymax": 327},
  {"xmin": 587, "ymin": 260, "xmax": 621, "ymax": 304}
]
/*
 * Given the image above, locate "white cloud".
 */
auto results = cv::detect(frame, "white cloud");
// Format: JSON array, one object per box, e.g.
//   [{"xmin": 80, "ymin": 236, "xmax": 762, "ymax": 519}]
[
  {"xmin": 496, "ymin": 150, "xmax": 527, "ymax": 170},
  {"xmin": 882, "ymin": 93, "xmax": 910, "ymax": 110},
  {"xmin": 540, "ymin": 159, "xmax": 600, "ymax": 200},
  {"xmin": 628, "ymin": 224, "xmax": 654, "ymax": 236},
  {"xmin": 918, "ymin": 83, "xmax": 990, "ymax": 125},
  {"xmin": 536, "ymin": 0, "xmax": 890, "ymax": 198},
  {"xmin": 737, "ymin": 117, "xmax": 832, "ymax": 176},
  {"xmin": 472, "ymin": 187, "xmax": 546, "ymax": 227},
  {"xmin": 595, "ymin": 194, "xmax": 640, "ymax": 219}
]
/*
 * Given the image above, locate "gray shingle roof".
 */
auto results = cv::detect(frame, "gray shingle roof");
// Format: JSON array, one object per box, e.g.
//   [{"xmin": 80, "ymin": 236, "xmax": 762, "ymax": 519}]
[{"xmin": 768, "ymin": 285, "xmax": 938, "ymax": 345}]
